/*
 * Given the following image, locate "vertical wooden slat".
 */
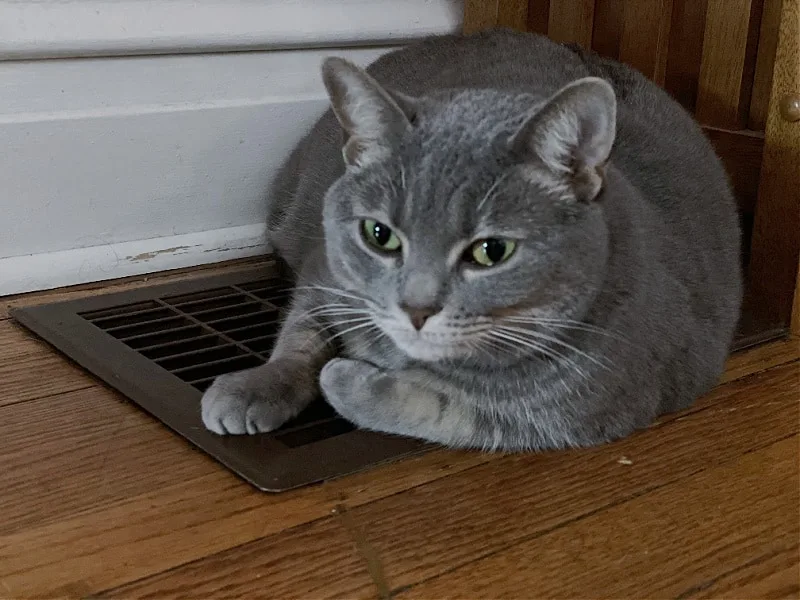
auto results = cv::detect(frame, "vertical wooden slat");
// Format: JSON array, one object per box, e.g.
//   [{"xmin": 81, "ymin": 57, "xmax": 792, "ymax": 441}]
[
  {"xmin": 695, "ymin": 0, "xmax": 761, "ymax": 128},
  {"xmin": 547, "ymin": 0, "xmax": 595, "ymax": 48},
  {"xmin": 663, "ymin": 0, "xmax": 709, "ymax": 111},
  {"xmin": 497, "ymin": 0, "xmax": 529, "ymax": 30},
  {"xmin": 526, "ymin": 0, "xmax": 551, "ymax": 35},
  {"xmin": 463, "ymin": 0, "xmax": 499, "ymax": 34},
  {"xmin": 741, "ymin": 0, "xmax": 768, "ymax": 123},
  {"xmin": 792, "ymin": 262, "xmax": 800, "ymax": 337},
  {"xmin": 748, "ymin": 0, "xmax": 800, "ymax": 329},
  {"xmin": 749, "ymin": 0, "xmax": 784, "ymax": 130},
  {"xmin": 591, "ymin": 0, "xmax": 624, "ymax": 59},
  {"xmin": 618, "ymin": 0, "xmax": 674, "ymax": 84}
]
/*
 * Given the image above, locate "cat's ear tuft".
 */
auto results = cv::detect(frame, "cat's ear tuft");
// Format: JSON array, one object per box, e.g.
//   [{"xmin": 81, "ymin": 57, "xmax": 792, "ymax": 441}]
[
  {"xmin": 511, "ymin": 77, "xmax": 616, "ymax": 202},
  {"xmin": 321, "ymin": 57, "xmax": 416, "ymax": 168}
]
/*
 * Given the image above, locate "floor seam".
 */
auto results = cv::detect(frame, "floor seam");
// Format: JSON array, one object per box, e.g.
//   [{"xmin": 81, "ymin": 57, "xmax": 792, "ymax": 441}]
[
  {"xmin": 674, "ymin": 542, "xmax": 800, "ymax": 599},
  {"xmin": 0, "ymin": 383, "xmax": 99, "ymax": 409},
  {"xmin": 334, "ymin": 502, "xmax": 393, "ymax": 599}
]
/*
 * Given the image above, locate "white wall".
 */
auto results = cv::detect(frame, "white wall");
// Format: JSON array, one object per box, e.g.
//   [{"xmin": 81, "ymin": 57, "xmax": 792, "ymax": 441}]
[{"xmin": 0, "ymin": 0, "xmax": 463, "ymax": 295}]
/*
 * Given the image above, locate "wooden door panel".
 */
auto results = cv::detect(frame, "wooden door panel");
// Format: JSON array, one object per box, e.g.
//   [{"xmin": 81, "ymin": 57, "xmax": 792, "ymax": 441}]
[
  {"xmin": 695, "ymin": 0, "xmax": 763, "ymax": 129},
  {"xmin": 526, "ymin": 0, "xmax": 550, "ymax": 34},
  {"xmin": 749, "ymin": 0, "xmax": 783, "ymax": 129},
  {"xmin": 591, "ymin": 0, "xmax": 623, "ymax": 59},
  {"xmin": 462, "ymin": 0, "xmax": 500, "ymax": 34},
  {"xmin": 748, "ymin": 0, "xmax": 800, "ymax": 326},
  {"xmin": 547, "ymin": 0, "xmax": 595, "ymax": 47},
  {"xmin": 664, "ymin": 0, "xmax": 709, "ymax": 111},
  {"xmin": 705, "ymin": 128, "xmax": 764, "ymax": 215},
  {"xmin": 618, "ymin": 0, "xmax": 674, "ymax": 85},
  {"xmin": 497, "ymin": 0, "xmax": 529, "ymax": 30}
]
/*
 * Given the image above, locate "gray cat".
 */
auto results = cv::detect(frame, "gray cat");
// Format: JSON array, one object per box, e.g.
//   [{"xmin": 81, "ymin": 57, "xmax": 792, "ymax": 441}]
[{"xmin": 201, "ymin": 30, "xmax": 742, "ymax": 451}]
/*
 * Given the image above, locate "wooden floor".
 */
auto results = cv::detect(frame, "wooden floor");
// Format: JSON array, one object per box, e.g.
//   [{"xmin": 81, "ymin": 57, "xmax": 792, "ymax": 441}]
[{"xmin": 1, "ymin": 263, "xmax": 798, "ymax": 599}]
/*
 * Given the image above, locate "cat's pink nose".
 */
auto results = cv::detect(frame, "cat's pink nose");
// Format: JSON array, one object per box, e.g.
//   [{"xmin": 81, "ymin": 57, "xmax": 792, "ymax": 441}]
[{"xmin": 401, "ymin": 305, "xmax": 438, "ymax": 331}]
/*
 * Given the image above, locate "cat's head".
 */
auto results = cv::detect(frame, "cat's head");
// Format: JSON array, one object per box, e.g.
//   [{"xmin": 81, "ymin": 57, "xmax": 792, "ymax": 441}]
[{"xmin": 319, "ymin": 57, "xmax": 616, "ymax": 363}]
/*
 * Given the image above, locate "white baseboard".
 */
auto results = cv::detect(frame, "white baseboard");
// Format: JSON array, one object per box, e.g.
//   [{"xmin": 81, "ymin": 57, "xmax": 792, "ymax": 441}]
[
  {"xmin": 0, "ymin": 0, "xmax": 463, "ymax": 60},
  {"xmin": 0, "ymin": 224, "xmax": 269, "ymax": 296}
]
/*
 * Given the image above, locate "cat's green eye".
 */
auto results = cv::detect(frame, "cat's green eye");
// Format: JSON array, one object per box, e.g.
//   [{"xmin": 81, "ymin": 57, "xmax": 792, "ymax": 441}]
[
  {"xmin": 361, "ymin": 219, "xmax": 402, "ymax": 253},
  {"xmin": 467, "ymin": 238, "xmax": 517, "ymax": 267}
]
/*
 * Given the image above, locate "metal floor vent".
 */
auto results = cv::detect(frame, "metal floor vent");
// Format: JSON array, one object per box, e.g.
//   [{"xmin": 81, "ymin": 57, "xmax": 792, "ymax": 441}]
[{"xmin": 11, "ymin": 261, "xmax": 427, "ymax": 492}]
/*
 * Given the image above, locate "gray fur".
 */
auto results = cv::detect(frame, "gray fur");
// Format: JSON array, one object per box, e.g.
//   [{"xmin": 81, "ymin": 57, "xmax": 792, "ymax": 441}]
[{"xmin": 202, "ymin": 30, "xmax": 742, "ymax": 451}]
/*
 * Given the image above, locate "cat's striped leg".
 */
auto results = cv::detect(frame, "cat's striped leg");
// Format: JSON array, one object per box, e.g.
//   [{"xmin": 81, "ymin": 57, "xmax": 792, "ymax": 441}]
[{"xmin": 319, "ymin": 358, "xmax": 490, "ymax": 449}]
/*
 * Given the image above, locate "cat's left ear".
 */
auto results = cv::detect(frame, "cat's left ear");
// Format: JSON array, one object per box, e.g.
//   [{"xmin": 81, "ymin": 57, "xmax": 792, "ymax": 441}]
[
  {"xmin": 511, "ymin": 77, "xmax": 616, "ymax": 202},
  {"xmin": 321, "ymin": 57, "xmax": 417, "ymax": 168}
]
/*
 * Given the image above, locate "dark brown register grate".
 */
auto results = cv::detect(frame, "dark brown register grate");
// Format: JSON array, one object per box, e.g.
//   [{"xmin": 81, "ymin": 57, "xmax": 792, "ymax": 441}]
[{"xmin": 11, "ymin": 262, "xmax": 428, "ymax": 492}]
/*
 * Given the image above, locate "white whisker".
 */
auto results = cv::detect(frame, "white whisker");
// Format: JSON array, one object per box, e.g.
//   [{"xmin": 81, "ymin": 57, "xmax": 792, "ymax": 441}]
[
  {"xmin": 286, "ymin": 303, "xmax": 369, "ymax": 329},
  {"xmin": 491, "ymin": 329, "xmax": 568, "ymax": 362},
  {"xmin": 326, "ymin": 321, "xmax": 381, "ymax": 346},
  {"xmin": 489, "ymin": 329, "xmax": 594, "ymax": 383},
  {"xmin": 502, "ymin": 316, "xmax": 633, "ymax": 345},
  {"xmin": 318, "ymin": 316, "xmax": 373, "ymax": 336},
  {"xmin": 497, "ymin": 325, "xmax": 613, "ymax": 372},
  {"xmin": 297, "ymin": 316, "xmax": 375, "ymax": 353},
  {"xmin": 294, "ymin": 284, "xmax": 369, "ymax": 305}
]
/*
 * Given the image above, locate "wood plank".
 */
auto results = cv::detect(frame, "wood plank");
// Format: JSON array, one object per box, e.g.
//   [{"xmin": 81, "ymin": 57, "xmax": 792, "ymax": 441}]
[
  {"xmin": 689, "ymin": 543, "xmax": 800, "ymax": 599},
  {"xmin": 748, "ymin": 0, "xmax": 800, "ymax": 329},
  {"xmin": 497, "ymin": 0, "xmax": 529, "ymax": 30},
  {"xmin": 704, "ymin": 126, "xmax": 764, "ymax": 214},
  {"xmin": 742, "ymin": 0, "xmax": 769, "ymax": 122},
  {"xmin": 0, "ymin": 319, "xmax": 64, "ymax": 363},
  {"xmin": 399, "ymin": 437, "xmax": 799, "ymax": 598},
  {"xmin": 663, "ymin": 0, "xmax": 709, "ymax": 111},
  {"xmin": 0, "ymin": 387, "xmax": 218, "ymax": 536},
  {"xmin": 749, "ymin": 0, "xmax": 784, "ymax": 130},
  {"xmin": 793, "ymin": 262, "xmax": 800, "ymax": 336},
  {"xmin": 618, "ymin": 0, "xmax": 674, "ymax": 84},
  {"xmin": 526, "ymin": 0, "xmax": 551, "ymax": 35},
  {"xmin": 0, "ymin": 443, "xmax": 494, "ymax": 596},
  {"xmin": 547, "ymin": 0, "xmax": 595, "ymax": 48},
  {"xmin": 335, "ymin": 363, "xmax": 798, "ymax": 594},
  {"xmin": 463, "ymin": 0, "xmax": 499, "ymax": 34},
  {"xmin": 101, "ymin": 517, "xmax": 377, "ymax": 600},
  {"xmin": 695, "ymin": 0, "xmax": 761, "ymax": 128},
  {"xmin": 721, "ymin": 336, "xmax": 800, "ymax": 384},
  {"xmin": 591, "ymin": 0, "xmax": 624, "ymax": 59},
  {"xmin": 0, "ymin": 321, "xmax": 95, "ymax": 407}
]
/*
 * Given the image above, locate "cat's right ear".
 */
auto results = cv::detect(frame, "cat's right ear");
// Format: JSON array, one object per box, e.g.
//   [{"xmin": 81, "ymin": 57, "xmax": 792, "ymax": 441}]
[{"xmin": 321, "ymin": 57, "xmax": 416, "ymax": 168}]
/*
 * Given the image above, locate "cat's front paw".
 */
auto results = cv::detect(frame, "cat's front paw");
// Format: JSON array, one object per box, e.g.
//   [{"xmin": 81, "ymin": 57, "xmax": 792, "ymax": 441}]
[
  {"xmin": 319, "ymin": 358, "xmax": 378, "ymax": 423},
  {"xmin": 201, "ymin": 361, "xmax": 311, "ymax": 435}
]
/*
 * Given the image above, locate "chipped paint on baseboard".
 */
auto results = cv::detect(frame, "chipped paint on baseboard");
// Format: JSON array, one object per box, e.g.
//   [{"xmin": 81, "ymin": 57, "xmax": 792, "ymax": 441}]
[
  {"xmin": 203, "ymin": 243, "xmax": 263, "ymax": 254},
  {"xmin": 127, "ymin": 246, "xmax": 194, "ymax": 262}
]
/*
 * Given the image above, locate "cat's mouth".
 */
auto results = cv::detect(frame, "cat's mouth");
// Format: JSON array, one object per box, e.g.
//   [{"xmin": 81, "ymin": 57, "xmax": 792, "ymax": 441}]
[{"xmin": 379, "ymin": 323, "xmax": 488, "ymax": 362}]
